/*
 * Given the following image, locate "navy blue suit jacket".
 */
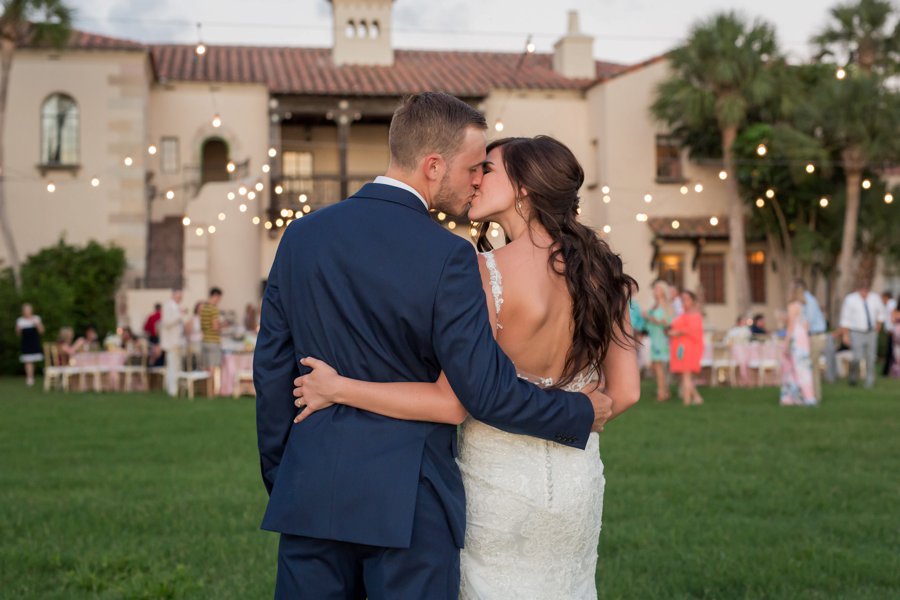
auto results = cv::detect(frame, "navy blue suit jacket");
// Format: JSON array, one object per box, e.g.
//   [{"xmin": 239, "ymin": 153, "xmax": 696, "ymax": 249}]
[{"xmin": 255, "ymin": 182, "xmax": 594, "ymax": 549}]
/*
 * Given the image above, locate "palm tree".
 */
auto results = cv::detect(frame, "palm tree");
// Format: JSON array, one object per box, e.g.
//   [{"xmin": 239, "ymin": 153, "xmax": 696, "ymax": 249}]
[
  {"xmin": 814, "ymin": 0, "xmax": 900, "ymax": 74},
  {"xmin": 651, "ymin": 12, "xmax": 780, "ymax": 315},
  {"xmin": 0, "ymin": 0, "xmax": 72, "ymax": 290},
  {"xmin": 813, "ymin": 0, "xmax": 900, "ymax": 314}
]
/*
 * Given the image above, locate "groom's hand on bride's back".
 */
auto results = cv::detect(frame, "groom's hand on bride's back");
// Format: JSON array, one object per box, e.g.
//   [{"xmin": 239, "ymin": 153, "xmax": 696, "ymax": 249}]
[{"xmin": 586, "ymin": 388, "xmax": 613, "ymax": 432}]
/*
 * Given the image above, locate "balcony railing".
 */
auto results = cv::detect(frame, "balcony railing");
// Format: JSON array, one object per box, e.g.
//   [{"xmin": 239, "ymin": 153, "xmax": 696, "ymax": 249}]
[{"xmin": 272, "ymin": 174, "xmax": 380, "ymax": 213}]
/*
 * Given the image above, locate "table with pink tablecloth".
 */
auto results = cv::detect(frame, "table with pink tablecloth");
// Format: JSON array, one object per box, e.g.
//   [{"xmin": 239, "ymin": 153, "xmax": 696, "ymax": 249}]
[
  {"xmin": 220, "ymin": 352, "xmax": 254, "ymax": 396},
  {"xmin": 71, "ymin": 351, "xmax": 129, "ymax": 391}
]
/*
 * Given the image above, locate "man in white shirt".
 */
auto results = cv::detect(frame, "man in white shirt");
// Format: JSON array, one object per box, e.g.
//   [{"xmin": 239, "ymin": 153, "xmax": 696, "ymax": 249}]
[
  {"xmin": 839, "ymin": 282, "xmax": 885, "ymax": 388},
  {"xmin": 160, "ymin": 289, "xmax": 185, "ymax": 396}
]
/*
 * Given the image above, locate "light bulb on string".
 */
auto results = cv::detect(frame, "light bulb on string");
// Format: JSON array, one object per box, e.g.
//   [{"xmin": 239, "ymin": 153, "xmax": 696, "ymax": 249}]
[
  {"xmin": 862, "ymin": 179, "xmax": 872, "ymax": 189},
  {"xmin": 298, "ymin": 194, "xmax": 308, "ymax": 203},
  {"xmin": 218, "ymin": 212, "xmax": 226, "ymax": 221},
  {"xmin": 208, "ymin": 225, "xmax": 216, "ymax": 234},
  {"xmin": 275, "ymin": 185, "xmax": 283, "ymax": 194},
  {"xmin": 805, "ymin": 163, "xmax": 815, "ymax": 174},
  {"xmin": 448, "ymin": 221, "xmax": 458, "ymax": 230},
  {"xmin": 601, "ymin": 185, "xmax": 610, "ymax": 195},
  {"xmin": 226, "ymin": 161, "xmax": 235, "ymax": 173},
  {"xmin": 148, "ymin": 145, "xmax": 157, "ymax": 155},
  {"xmin": 709, "ymin": 216, "xmax": 719, "ymax": 226},
  {"xmin": 437, "ymin": 212, "xmax": 446, "ymax": 221},
  {"xmin": 694, "ymin": 183, "xmax": 704, "ymax": 193},
  {"xmin": 643, "ymin": 194, "xmax": 653, "ymax": 204},
  {"xmin": 268, "ymin": 147, "xmax": 277, "ymax": 158},
  {"xmin": 195, "ymin": 227, "xmax": 204, "ymax": 237},
  {"xmin": 886, "ymin": 193, "xmax": 894, "ymax": 204},
  {"xmin": 239, "ymin": 186, "xmax": 247, "ymax": 196},
  {"xmin": 252, "ymin": 216, "xmax": 260, "ymax": 225},
  {"xmin": 718, "ymin": 170, "xmax": 728, "ymax": 180},
  {"xmin": 602, "ymin": 225, "xmax": 611, "ymax": 234},
  {"xmin": 494, "ymin": 119, "xmax": 504, "ymax": 132},
  {"xmin": 836, "ymin": 67, "xmax": 846, "ymax": 80},
  {"xmin": 470, "ymin": 227, "xmax": 478, "ymax": 237},
  {"xmin": 602, "ymin": 195, "xmax": 611, "ymax": 204},
  {"xmin": 755, "ymin": 198, "xmax": 765, "ymax": 208},
  {"xmin": 819, "ymin": 197, "xmax": 829, "ymax": 207},
  {"xmin": 182, "ymin": 216, "xmax": 191, "ymax": 226},
  {"xmin": 166, "ymin": 190, "xmax": 175, "ymax": 200},
  {"xmin": 239, "ymin": 203, "xmax": 248, "ymax": 213},
  {"xmin": 195, "ymin": 22, "xmax": 206, "ymax": 56},
  {"xmin": 123, "ymin": 156, "xmax": 133, "ymax": 167},
  {"xmin": 756, "ymin": 143, "xmax": 768, "ymax": 157},
  {"xmin": 211, "ymin": 114, "xmax": 222, "ymax": 128},
  {"xmin": 276, "ymin": 218, "xmax": 284, "ymax": 227},
  {"xmin": 525, "ymin": 35, "xmax": 536, "ymax": 54},
  {"xmin": 765, "ymin": 188, "xmax": 775, "ymax": 199},
  {"xmin": 247, "ymin": 191, "xmax": 256, "ymax": 201},
  {"xmin": 680, "ymin": 185, "xmax": 689, "ymax": 195},
  {"xmin": 46, "ymin": 182, "xmax": 56, "ymax": 193},
  {"xmin": 262, "ymin": 164, "xmax": 271, "ymax": 174},
  {"xmin": 91, "ymin": 177, "xmax": 100, "ymax": 187},
  {"xmin": 264, "ymin": 221, "xmax": 273, "ymax": 230},
  {"xmin": 227, "ymin": 192, "xmax": 235, "ymax": 200},
  {"xmin": 255, "ymin": 182, "xmax": 264, "ymax": 192},
  {"xmin": 671, "ymin": 220, "xmax": 680, "ymax": 230},
  {"xmin": 302, "ymin": 205, "xmax": 311, "ymax": 214}
]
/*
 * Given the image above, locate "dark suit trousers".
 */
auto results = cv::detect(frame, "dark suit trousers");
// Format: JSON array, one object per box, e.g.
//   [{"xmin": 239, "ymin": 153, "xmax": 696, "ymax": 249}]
[{"xmin": 274, "ymin": 479, "xmax": 459, "ymax": 600}]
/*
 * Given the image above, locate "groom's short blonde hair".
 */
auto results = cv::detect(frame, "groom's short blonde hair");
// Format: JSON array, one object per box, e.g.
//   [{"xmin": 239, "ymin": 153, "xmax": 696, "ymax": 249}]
[{"xmin": 388, "ymin": 92, "xmax": 487, "ymax": 171}]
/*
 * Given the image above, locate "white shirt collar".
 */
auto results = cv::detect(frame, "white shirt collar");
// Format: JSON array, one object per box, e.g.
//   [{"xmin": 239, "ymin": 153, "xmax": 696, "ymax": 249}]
[{"xmin": 373, "ymin": 176, "xmax": 429, "ymax": 210}]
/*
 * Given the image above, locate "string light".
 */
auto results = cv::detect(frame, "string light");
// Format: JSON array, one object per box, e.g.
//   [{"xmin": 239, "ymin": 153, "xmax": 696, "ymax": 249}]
[
  {"xmin": 718, "ymin": 170, "xmax": 728, "ymax": 180},
  {"xmin": 643, "ymin": 194, "xmax": 653, "ymax": 204},
  {"xmin": 195, "ymin": 22, "xmax": 206, "ymax": 56},
  {"xmin": 239, "ymin": 203, "xmax": 248, "ymax": 212},
  {"xmin": 680, "ymin": 185, "xmax": 689, "ymax": 195},
  {"xmin": 264, "ymin": 221, "xmax": 273, "ymax": 230},
  {"xmin": 494, "ymin": 119, "xmax": 504, "ymax": 132},
  {"xmin": 525, "ymin": 35, "xmax": 536, "ymax": 54},
  {"xmin": 635, "ymin": 213, "xmax": 648, "ymax": 222},
  {"xmin": 302, "ymin": 205, "xmax": 311, "ymax": 214},
  {"xmin": 470, "ymin": 227, "xmax": 478, "ymax": 237},
  {"xmin": 756, "ymin": 144, "xmax": 768, "ymax": 157},
  {"xmin": 268, "ymin": 147, "xmax": 277, "ymax": 158},
  {"xmin": 148, "ymin": 145, "xmax": 157, "ymax": 155},
  {"xmin": 182, "ymin": 216, "xmax": 191, "ymax": 226},
  {"xmin": 602, "ymin": 225, "xmax": 611, "ymax": 234},
  {"xmin": 218, "ymin": 212, "xmax": 226, "ymax": 221},
  {"xmin": 694, "ymin": 183, "xmax": 704, "ymax": 193},
  {"xmin": 255, "ymin": 182, "xmax": 264, "ymax": 192},
  {"xmin": 212, "ymin": 114, "xmax": 222, "ymax": 128},
  {"xmin": 671, "ymin": 220, "xmax": 680, "ymax": 229},
  {"xmin": 252, "ymin": 216, "xmax": 260, "ymax": 225},
  {"xmin": 46, "ymin": 182, "xmax": 56, "ymax": 193},
  {"xmin": 123, "ymin": 156, "xmax": 133, "ymax": 167},
  {"xmin": 299, "ymin": 194, "xmax": 308, "ymax": 203},
  {"xmin": 756, "ymin": 198, "xmax": 765, "ymax": 208},
  {"xmin": 886, "ymin": 193, "xmax": 894, "ymax": 204},
  {"xmin": 276, "ymin": 218, "xmax": 284, "ymax": 227},
  {"xmin": 448, "ymin": 221, "xmax": 458, "ymax": 230},
  {"xmin": 836, "ymin": 67, "xmax": 846, "ymax": 80},
  {"xmin": 805, "ymin": 163, "xmax": 815, "ymax": 174},
  {"xmin": 262, "ymin": 164, "xmax": 271, "ymax": 173},
  {"xmin": 602, "ymin": 195, "xmax": 611, "ymax": 203},
  {"xmin": 208, "ymin": 225, "xmax": 216, "ymax": 234},
  {"xmin": 275, "ymin": 185, "xmax": 283, "ymax": 194},
  {"xmin": 195, "ymin": 227, "xmax": 204, "ymax": 237},
  {"xmin": 227, "ymin": 161, "xmax": 236, "ymax": 173},
  {"xmin": 601, "ymin": 185, "xmax": 610, "ymax": 195},
  {"xmin": 91, "ymin": 177, "xmax": 100, "ymax": 187},
  {"xmin": 709, "ymin": 216, "xmax": 719, "ymax": 226},
  {"xmin": 247, "ymin": 191, "xmax": 257, "ymax": 200},
  {"xmin": 491, "ymin": 229, "xmax": 500, "ymax": 237},
  {"xmin": 239, "ymin": 186, "xmax": 247, "ymax": 196},
  {"xmin": 819, "ymin": 197, "xmax": 829, "ymax": 207},
  {"xmin": 227, "ymin": 192, "xmax": 235, "ymax": 200},
  {"xmin": 765, "ymin": 188, "xmax": 775, "ymax": 199},
  {"xmin": 166, "ymin": 190, "xmax": 175, "ymax": 200},
  {"xmin": 437, "ymin": 212, "xmax": 446, "ymax": 221},
  {"xmin": 862, "ymin": 179, "xmax": 872, "ymax": 189}
]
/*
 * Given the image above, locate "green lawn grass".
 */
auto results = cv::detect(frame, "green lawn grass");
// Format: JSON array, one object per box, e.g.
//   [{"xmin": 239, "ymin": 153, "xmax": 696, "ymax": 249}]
[{"xmin": 1, "ymin": 377, "xmax": 898, "ymax": 599}]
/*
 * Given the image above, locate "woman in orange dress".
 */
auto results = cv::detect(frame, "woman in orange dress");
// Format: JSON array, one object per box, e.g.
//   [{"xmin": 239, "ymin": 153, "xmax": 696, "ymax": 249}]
[{"xmin": 668, "ymin": 290, "xmax": 704, "ymax": 405}]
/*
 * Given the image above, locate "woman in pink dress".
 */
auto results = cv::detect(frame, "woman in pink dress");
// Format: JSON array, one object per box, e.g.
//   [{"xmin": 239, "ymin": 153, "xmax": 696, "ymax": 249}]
[
  {"xmin": 668, "ymin": 290, "xmax": 704, "ymax": 405},
  {"xmin": 780, "ymin": 283, "xmax": 817, "ymax": 405}
]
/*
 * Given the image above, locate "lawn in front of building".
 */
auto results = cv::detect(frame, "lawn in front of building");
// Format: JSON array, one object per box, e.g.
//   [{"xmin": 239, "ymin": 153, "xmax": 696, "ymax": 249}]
[{"xmin": 0, "ymin": 378, "xmax": 897, "ymax": 599}]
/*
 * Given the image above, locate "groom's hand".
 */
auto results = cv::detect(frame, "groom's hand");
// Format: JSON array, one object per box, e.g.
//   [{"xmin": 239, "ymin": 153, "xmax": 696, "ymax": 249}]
[{"xmin": 586, "ymin": 388, "xmax": 613, "ymax": 432}]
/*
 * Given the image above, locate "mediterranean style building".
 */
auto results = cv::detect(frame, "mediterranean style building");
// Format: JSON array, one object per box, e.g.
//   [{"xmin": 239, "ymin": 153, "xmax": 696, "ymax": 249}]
[{"xmin": 6, "ymin": 0, "xmax": 879, "ymax": 331}]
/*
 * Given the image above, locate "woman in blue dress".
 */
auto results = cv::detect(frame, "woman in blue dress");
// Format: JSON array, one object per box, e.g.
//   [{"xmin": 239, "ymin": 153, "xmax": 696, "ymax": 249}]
[{"xmin": 643, "ymin": 280, "xmax": 675, "ymax": 401}]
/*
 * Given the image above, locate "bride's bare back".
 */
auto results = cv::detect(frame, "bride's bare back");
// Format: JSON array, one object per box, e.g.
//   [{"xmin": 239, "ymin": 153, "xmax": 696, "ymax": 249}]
[{"xmin": 478, "ymin": 238, "xmax": 576, "ymax": 381}]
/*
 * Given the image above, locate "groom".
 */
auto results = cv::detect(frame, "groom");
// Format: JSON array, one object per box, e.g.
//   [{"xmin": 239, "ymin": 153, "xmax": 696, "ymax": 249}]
[{"xmin": 255, "ymin": 92, "xmax": 611, "ymax": 599}]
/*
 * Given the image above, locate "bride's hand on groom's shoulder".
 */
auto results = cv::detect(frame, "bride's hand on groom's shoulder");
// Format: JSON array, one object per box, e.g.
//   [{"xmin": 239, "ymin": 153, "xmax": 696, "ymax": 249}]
[
  {"xmin": 293, "ymin": 357, "xmax": 342, "ymax": 423},
  {"xmin": 585, "ymin": 387, "xmax": 613, "ymax": 433}
]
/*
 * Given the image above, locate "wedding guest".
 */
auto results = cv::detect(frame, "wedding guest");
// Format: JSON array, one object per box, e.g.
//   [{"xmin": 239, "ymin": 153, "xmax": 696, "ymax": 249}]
[
  {"xmin": 160, "ymin": 289, "xmax": 186, "ymax": 397},
  {"xmin": 780, "ymin": 282, "xmax": 817, "ymax": 406},
  {"xmin": 669, "ymin": 283, "xmax": 684, "ymax": 316},
  {"xmin": 15, "ymin": 303, "xmax": 45, "ymax": 386},
  {"xmin": 796, "ymin": 279, "xmax": 828, "ymax": 400},
  {"xmin": 839, "ymin": 280, "xmax": 885, "ymax": 388},
  {"xmin": 643, "ymin": 280, "xmax": 675, "ymax": 401},
  {"xmin": 185, "ymin": 301, "xmax": 205, "ymax": 369},
  {"xmin": 723, "ymin": 314, "xmax": 752, "ymax": 386},
  {"xmin": 882, "ymin": 292, "xmax": 897, "ymax": 377},
  {"xmin": 72, "ymin": 325, "xmax": 100, "ymax": 354},
  {"xmin": 200, "ymin": 287, "xmax": 224, "ymax": 393},
  {"xmin": 56, "ymin": 327, "xmax": 76, "ymax": 365},
  {"xmin": 889, "ymin": 303, "xmax": 900, "ymax": 379},
  {"xmin": 144, "ymin": 303, "xmax": 163, "ymax": 366},
  {"xmin": 243, "ymin": 303, "xmax": 259, "ymax": 334},
  {"xmin": 749, "ymin": 313, "xmax": 768, "ymax": 337},
  {"xmin": 668, "ymin": 290, "xmax": 704, "ymax": 405}
]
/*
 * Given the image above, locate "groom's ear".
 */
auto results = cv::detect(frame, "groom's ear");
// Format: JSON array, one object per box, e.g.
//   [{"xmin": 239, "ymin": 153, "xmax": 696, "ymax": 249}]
[{"xmin": 422, "ymin": 153, "xmax": 445, "ymax": 183}]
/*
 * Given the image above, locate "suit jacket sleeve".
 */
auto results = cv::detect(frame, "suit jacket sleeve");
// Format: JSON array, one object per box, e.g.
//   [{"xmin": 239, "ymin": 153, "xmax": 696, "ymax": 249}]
[
  {"xmin": 433, "ymin": 241, "xmax": 594, "ymax": 449},
  {"xmin": 254, "ymin": 246, "xmax": 298, "ymax": 494}
]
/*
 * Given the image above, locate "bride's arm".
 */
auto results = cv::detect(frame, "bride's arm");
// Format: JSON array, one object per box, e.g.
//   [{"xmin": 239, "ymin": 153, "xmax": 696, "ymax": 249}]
[
  {"xmin": 598, "ymin": 312, "xmax": 641, "ymax": 422},
  {"xmin": 292, "ymin": 256, "xmax": 498, "ymax": 426},
  {"xmin": 293, "ymin": 358, "xmax": 467, "ymax": 425}
]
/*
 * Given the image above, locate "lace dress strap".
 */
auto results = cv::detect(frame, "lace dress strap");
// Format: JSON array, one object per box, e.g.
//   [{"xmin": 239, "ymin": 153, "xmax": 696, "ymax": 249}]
[{"xmin": 481, "ymin": 251, "xmax": 504, "ymax": 331}]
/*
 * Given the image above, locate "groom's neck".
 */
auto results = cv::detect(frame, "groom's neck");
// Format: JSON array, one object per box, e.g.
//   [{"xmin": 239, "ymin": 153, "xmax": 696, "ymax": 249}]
[{"xmin": 383, "ymin": 167, "xmax": 432, "ymax": 209}]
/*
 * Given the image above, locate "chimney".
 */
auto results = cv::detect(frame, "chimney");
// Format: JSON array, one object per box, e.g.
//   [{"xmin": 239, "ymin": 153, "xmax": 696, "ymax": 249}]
[
  {"xmin": 552, "ymin": 11, "xmax": 596, "ymax": 79},
  {"xmin": 329, "ymin": 0, "xmax": 394, "ymax": 66}
]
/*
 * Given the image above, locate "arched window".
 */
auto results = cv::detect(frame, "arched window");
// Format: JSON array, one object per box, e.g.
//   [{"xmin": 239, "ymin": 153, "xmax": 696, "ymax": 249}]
[
  {"xmin": 357, "ymin": 20, "xmax": 369, "ymax": 38},
  {"xmin": 370, "ymin": 20, "xmax": 381, "ymax": 39},
  {"xmin": 345, "ymin": 20, "xmax": 356, "ymax": 38},
  {"xmin": 200, "ymin": 138, "xmax": 229, "ymax": 185},
  {"xmin": 41, "ymin": 93, "xmax": 79, "ymax": 165}
]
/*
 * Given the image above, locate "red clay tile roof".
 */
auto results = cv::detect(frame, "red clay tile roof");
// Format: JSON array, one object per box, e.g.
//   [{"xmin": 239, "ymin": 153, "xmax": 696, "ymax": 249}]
[
  {"xmin": 149, "ymin": 45, "xmax": 626, "ymax": 97},
  {"xmin": 648, "ymin": 216, "xmax": 730, "ymax": 239},
  {"xmin": 24, "ymin": 29, "xmax": 145, "ymax": 51}
]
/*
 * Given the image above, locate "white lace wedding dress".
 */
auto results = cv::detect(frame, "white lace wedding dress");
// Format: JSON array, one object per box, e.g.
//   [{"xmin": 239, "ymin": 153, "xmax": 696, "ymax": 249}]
[{"xmin": 458, "ymin": 251, "xmax": 605, "ymax": 599}]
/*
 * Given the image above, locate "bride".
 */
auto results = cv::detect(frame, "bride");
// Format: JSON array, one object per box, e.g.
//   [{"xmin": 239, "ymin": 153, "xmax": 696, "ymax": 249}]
[{"xmin": 292, "ymin": 135, "xmax": 639, "ymax": 598}]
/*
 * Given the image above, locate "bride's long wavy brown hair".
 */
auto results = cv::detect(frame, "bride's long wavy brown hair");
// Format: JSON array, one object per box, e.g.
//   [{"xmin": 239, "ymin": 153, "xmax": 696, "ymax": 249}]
[{"xmin": 476, "ymin": 136, "xmax": 637, "ymax": 387}]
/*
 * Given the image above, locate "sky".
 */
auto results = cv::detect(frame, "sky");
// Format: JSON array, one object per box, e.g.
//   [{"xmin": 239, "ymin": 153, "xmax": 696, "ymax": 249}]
[{"xmin": 70, "ymin": 0, "xmax": 840, "ymax": 65}]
